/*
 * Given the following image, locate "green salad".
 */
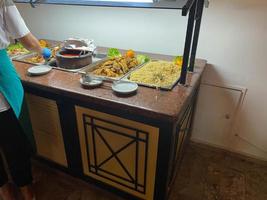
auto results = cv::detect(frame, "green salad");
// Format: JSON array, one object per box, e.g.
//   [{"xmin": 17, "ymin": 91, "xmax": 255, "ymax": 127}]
[
  {"xmin": 137, "ymin": 54, "xmax": 150, "ymax": 64},
  {"xmin": 7, "ymin": 43, "xmax": 29, "ymax": 56},
  {"xmin": 107, "ymin": 48, "xmax": 121, "ymax": 58}
]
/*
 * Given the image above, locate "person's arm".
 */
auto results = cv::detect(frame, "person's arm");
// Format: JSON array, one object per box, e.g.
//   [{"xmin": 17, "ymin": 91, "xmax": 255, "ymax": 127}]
[
  {"xmin": 3, "ymin": 1, "xmax": 50, "ymax": 58},
  {"xmin": 18, "ymin": 33, "xmax": 42, "ymax": 54}
]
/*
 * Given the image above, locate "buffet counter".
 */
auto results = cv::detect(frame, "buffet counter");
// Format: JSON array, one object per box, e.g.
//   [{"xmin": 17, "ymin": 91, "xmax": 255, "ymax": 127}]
[{"xmin": 14, "ymin": 48, "xmax": 206, "ymax": 200}]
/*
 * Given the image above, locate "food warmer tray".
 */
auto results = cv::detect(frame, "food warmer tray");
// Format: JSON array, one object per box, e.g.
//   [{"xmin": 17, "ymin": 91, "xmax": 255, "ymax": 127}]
[
  {"xmin": 8, "ymin": 46, "xmax": 31, "ymax": 60},
  {"xmin": 120, "ymin": 60, "xmax": 181, "ymax": 91},
  {"xmin": 9, "ymin": 39, "xmax": 62, "ymax": 60},
  {"xmin": 9, "ymin": 51, "xmax": 31, "ymax": 60},
  {"xmin": 13, "ymin": 43, "xmax": 61, "ymax": 65},
  {"xmin": 79, "ymin": 57, "xmax": 143, "ymax": 81},
  {"xmin": 13, "ymin": 52, "xmax": 49, "ymax": 65}
]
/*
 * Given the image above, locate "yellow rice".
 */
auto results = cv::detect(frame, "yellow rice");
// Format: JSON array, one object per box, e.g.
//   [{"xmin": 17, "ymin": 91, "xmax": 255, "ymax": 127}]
[{"xmin": 129, "ymin": 61, "xmax": 181, "ymax": 87}]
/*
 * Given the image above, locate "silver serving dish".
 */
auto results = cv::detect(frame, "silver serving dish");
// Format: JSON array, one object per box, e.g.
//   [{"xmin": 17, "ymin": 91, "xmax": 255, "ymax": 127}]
[
  {"xmin": 48, "ymin": 59, "xmax": 87, "ymax": 73},
  {"xmin": 79, "ymin": 57, "xmax": 141, "ymax": 81},
  {"xmin": 9, "ymin": 51, "xmax": 31, "ymax": 59},
  {"xmin": 9, "ymin": 39, "xmax": 62, "ymax": 59},
  {"xmin": 14, "ymin": 52, "xmax": 107, "ymax": 73},
  {"xmin": 8, "ymin": 44, "xmax": 31, "ymax": 59},
  {"xmin": 13, "ymin": 40, "xmax": 63, "ymax": 65},
  {"xmin": 13, "ymin": 52, "xmax": 47, "ymax": 65},
  {"xmin": 122, "ymin": 60, "xmax": 180, "ymax": 91}
]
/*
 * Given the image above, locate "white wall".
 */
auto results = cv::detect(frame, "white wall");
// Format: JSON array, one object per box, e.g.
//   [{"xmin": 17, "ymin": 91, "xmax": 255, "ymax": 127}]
[
  {"xmin": 16, "ymin": 0, "xmax": 267, "ymax": 161},
  {"xmin": 16, "ymin": 4, "xmax": 187, "ymax": 55}
]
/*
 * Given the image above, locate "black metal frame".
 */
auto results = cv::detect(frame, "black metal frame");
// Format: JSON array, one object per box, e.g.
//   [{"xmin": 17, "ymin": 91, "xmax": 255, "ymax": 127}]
[
  {"xmin": 19, "ymin": 0, "xmax": 196, "ymax": 16},
  {"xmin": 180, "ymin": 0, "xmax": 205, "ymax": 85},
  {"xmin": 83, "ymin": 113, "xmax": 149, "ymax": 195}
]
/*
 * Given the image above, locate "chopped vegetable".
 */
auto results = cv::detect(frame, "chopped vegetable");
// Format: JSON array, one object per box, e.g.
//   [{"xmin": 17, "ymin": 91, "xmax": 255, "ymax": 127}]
[
  {"xmin": 23, "ymin": 46, "xmax": 60, "ymax": 64},
  {"xmin": 107, "ymin": 48, "xmax": 121, "ymax": 58},
  {"xmin": 173, "ymin": 56, "xmax": 183, "ymax": 66},
  {"xmin": 7, "ymin": 43, "xmax": 24, "ymax": 51},
  {"xmin": 125, "ymin": 49, "xmax": 135, "ymax": 58},
  {"xmin": 136, "ymin": 54, "xmax": 150, "ymax": 64},
  {"xmin": 7, "ymin": 43, "xmax": 29, "ymax": 56}
]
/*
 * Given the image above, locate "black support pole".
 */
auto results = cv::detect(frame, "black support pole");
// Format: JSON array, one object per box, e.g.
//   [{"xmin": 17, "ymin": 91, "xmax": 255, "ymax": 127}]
[
  {"xmin": 189, "ymin": 0, "xmax": 205, "ymax": 72},
  {"xmin": 179, "ymin": 0, "xmax": 197, "ymax": 85},
  {"xmin": 57, "ymin": 101, "xmax": 83, "ymax": 176},
  {"xmin": 182, "ymin": 0, "xmax": 195, "ymax": 16}
]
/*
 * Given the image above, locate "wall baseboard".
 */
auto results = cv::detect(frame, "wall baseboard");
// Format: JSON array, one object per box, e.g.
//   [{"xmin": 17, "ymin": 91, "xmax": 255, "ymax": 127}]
[{"xmin": 190, "ymin": 138, "xmax": 267, "ymax": 165}]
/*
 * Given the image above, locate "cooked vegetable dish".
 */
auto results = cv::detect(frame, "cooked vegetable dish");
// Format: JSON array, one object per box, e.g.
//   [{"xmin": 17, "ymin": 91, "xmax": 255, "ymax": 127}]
[
  {"xmin": 24, "ymin": 46, "xmax": 61, "ymax": 64},
  {"xmin": 8, "ymin": 40, "xmax": 53, "ymax": 58},
  {"xmin": 129, "ymin": 61, "xmax": 182, "ymax": 87},
  {"xmin": 24, "ymin": 55, "xmax": 44, "ymax": 64},
  {"xmin": 7, "ymin": 43, "xmax": 29, "ymax": 57},
  {"xmin": 92, "ymin": 56, "xmax": 138, "ymax": 78}
]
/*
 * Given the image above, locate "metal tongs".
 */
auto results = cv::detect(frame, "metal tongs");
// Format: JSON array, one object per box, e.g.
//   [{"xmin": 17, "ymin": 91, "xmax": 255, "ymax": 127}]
[
  {"xmin": 78, "ymin": 71, "xmax": 126, "ymax": 87},
  {"xmin": 78, "ymin": 71, "xmax": 104, "ymax": 84}
]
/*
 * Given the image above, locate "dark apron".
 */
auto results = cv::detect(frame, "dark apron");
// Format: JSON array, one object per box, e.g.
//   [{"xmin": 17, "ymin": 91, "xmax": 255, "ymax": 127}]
[{"xmin": 0, "ymin": 49, "xmax": 36, "ymax": 151}]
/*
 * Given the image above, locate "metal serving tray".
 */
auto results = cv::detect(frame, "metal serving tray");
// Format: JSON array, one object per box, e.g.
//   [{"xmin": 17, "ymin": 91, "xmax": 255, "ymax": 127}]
[
  {"xmin": 13, "ymin": 41, "xmax": 63, "ymax": 65},
  {"xmin": 8, "ymin": 44, "xmax": 31, "ymax": 59},
  {"xmin": 121, "ymin": 60, "xmax": 181, "ymax": 91},
  {"xmin": 15, "ymin": 52, "xmax": 107, "ymax": 73},
  {"xmin": 79, "ymin": 57, "xmax": 142, "ymax": 81},
  {"xmin": 8, "ymin": 39, "xmax": 62, "ymax": 59},
  {"xmin": 13, "ymin": 52, "xmax": 47, "ymax": 65},
  {"xmin": 48, "ymin": 59, "xmax": 88, "ymax": 73},
  {"xmin": 9, "ymin": 51, "xmax": 31, "ymax": 60},
  {"xmin": 48, "ymin": 53, "xmax": 107, "ymax": 73}
]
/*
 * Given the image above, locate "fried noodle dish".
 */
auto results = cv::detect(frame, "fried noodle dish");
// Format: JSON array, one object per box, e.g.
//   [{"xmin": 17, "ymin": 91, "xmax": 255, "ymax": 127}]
[{"xmin": 129, "ymin": 61, "xmax": 182, "ymax": 87}]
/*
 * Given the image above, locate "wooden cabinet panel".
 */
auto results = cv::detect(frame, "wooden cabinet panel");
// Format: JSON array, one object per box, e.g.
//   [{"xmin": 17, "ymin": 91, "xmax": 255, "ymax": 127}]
[
  {"xmin": 26, "ymin": 94, "xmax": 67, "ymax": 167},
  {"xmin": 76, "ymin": 106, "xmax": 159, "ymax": 200}
]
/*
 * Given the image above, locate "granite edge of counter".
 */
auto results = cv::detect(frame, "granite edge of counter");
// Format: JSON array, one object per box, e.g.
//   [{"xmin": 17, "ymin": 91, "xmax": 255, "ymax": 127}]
[{"xmin": 15, "ymin": 59, "xmax": 207, "ymax": 123}]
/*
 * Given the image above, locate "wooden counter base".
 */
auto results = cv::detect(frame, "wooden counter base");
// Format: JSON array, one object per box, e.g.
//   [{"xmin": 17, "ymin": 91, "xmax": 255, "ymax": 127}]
[{"xmin": 14, "ymin": 52, "xmax": 206, "ymax": 200}]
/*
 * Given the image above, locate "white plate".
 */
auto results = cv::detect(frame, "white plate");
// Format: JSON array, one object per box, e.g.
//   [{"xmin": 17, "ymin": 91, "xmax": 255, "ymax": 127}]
[
  {"xmin": 112, "ymin": 81, "xmax": 138, "ymax": 94},
  {"xmin": 80, "ymin": 77, "xmax": 103, "ymax": 87},
  {"xmin": 27, "ymin": 65, "xmax": 52, "ymax": 76}
]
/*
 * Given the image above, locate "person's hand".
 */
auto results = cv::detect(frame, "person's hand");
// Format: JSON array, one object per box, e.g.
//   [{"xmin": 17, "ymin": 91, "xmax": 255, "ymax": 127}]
[{"xmin": 42, "ymin": 48, "xmax": 51, "ymax": 59}]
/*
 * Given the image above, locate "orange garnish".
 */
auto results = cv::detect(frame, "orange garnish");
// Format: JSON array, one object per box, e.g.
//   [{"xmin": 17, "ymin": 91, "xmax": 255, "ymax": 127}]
[{"xmin": 125, "ymin": 49, "xmax": 135, "ymax": 58}]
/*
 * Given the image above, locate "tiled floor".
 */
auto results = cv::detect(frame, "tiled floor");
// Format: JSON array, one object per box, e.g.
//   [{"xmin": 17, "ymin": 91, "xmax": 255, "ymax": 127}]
[
  {"xmin": 2, "ymin": 142, "xmax": 267, "ymax": 200},
  {"xmin": 169, "ymin": 143, "xmax": 267, "ymax": 200}
]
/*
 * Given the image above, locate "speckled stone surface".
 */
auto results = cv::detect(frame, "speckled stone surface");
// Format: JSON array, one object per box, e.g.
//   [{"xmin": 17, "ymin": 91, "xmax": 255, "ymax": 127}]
[{"xmin": 13, "ymin": 49, "xmax": 206, "ymax": 123}]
